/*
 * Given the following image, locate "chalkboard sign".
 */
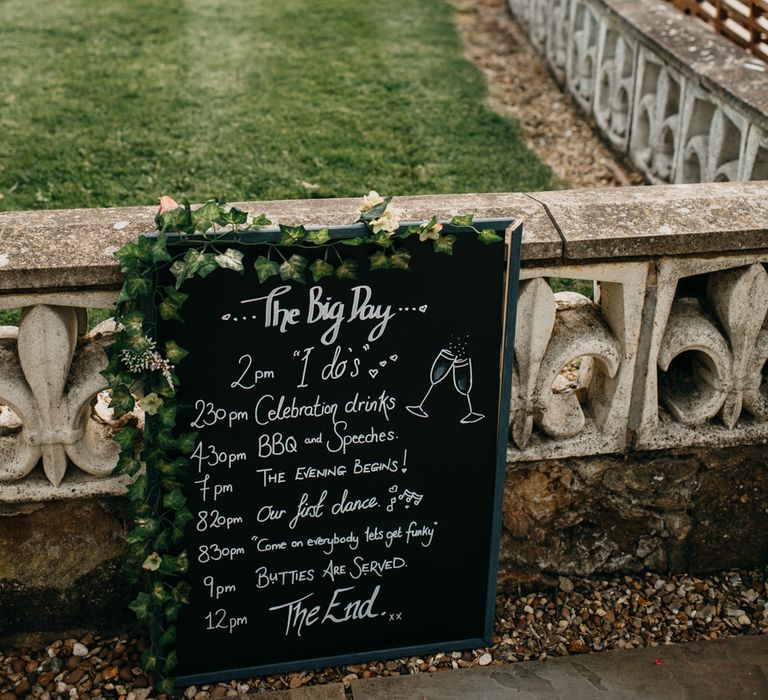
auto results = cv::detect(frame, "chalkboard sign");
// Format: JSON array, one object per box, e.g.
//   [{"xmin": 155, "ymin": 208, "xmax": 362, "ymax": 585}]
[{"xmin": 150, "ymin": 220, "xmax": 521, "ymax": 684}]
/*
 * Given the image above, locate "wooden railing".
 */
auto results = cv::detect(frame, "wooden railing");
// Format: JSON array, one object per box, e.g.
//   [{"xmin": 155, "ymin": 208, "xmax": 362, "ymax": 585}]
[{"xmin": 664, "ymin": 0, "xmax": 768, "ymax": 61}]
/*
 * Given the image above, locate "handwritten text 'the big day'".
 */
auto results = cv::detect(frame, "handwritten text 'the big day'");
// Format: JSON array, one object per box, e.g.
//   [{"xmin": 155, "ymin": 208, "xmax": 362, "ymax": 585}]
[{"xmin": 240, "ymin": 285, "xmax": 396, "ymax": 344}]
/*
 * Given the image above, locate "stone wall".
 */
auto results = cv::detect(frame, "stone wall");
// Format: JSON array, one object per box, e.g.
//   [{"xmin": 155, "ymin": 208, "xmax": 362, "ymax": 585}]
[
  {"xmin": 1, "ymin": 183, "xmax": 767, "ymax": 635},
  {"xmin": 506, "ymin": 0, "xmax": 768, "ymax": 184}
]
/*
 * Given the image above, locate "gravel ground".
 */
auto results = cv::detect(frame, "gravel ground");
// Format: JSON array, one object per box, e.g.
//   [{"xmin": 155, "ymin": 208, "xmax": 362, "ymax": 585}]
[
  {"xmin": 2, "ymin": 568, "xmax": 766, "ymax": 697},
  {"xmin": 451, "ymin": 0, "xmax": 644, "ymax": 189}
]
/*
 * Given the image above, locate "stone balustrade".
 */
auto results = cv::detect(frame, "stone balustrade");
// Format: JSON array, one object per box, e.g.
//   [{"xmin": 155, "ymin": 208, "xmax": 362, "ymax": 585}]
[
  {"xmin": 1, "ymin": 183, "xmax": 768, "ymax": 635},
  {"xmin": 507, "ymin": 0, "xmax": 768, "ymax": 184},
  {"xmin": 2, "ymin": 182, "xmax": 767, "ymax": 501}
]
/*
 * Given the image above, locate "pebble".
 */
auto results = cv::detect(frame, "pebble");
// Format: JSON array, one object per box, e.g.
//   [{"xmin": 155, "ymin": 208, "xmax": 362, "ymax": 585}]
[
  {"xmin": 477, "ymin": 653, "xmax": 492, "ymax": 666},
  {"xmin": 72, "ymin": 644, "xmax": 88, "ymax": 658}
]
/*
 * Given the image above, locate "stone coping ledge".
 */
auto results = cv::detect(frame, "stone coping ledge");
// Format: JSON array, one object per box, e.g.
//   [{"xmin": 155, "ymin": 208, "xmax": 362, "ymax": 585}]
[{"xmin": 0, "ymin": 182, "xmax": 767, "ymax": 292}]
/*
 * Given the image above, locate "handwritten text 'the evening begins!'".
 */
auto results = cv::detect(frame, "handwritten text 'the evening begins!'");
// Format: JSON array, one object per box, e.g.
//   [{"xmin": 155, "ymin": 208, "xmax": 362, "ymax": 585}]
[{"xmin": 237, "ymin": 285, "xmax": 396, "ymax": 345}]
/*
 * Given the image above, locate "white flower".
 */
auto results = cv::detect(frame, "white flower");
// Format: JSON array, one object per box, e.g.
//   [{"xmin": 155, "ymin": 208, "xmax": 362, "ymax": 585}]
[
  {"xmin": 361, "ymin": 190, "xmax": 385, "ymax": 211},
  {"xmin": 372, "ymin": 207, "xmax": 401, "ymax": 236},
  {"xmin": 419, "ymin": 222, "xmax": 443, "ymax": 242},
  {"xmin": 142, "ymin": 552, "xmax": 162, "ymax": 571}
]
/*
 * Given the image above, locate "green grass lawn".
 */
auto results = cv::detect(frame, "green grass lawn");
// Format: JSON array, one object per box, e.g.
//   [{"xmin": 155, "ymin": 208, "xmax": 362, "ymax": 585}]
[{"xmin": 0, "ymin": 0, "xmax": 552, "ymax": 212}]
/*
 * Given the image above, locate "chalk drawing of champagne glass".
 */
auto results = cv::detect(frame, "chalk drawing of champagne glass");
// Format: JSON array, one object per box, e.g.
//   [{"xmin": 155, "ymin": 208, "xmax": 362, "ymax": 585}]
[
  {"xmin": 406, "ymin": 349, "xmax": 456, "ymax": 419},
  {"xmin": 452, "ymin": 357, "xmax": 484, "ymax": 424}
]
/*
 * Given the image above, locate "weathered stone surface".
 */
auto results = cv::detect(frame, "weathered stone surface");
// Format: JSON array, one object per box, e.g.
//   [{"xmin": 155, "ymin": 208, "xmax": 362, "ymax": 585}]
[
  {"xmin": 241, "ymin": 684, "xmax": 346, "ymax": 700},
  {"xmin": 602, "ymin": 0, "xmax": 768, "ymax": 127},
  {"xmin": 350, "ymin": 635, "xmax": 768, "ymax": 699},
  {"xmin": 528, "ymin": 182, "xmax": 768, "ymax": 260},
  {"xmin": 0, "ymin": 193, "xmax": 560, "ymax": 293},
  {"xmin": 0, "ymin": 498, "xmax": 135, "ymax": 637},
  {"xmin": 501, "ymin": 445, "xmax": 768, "ymax": 576}
]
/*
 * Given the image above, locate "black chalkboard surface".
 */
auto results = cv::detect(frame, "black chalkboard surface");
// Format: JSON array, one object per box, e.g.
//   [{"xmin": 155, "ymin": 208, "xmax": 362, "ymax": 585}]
[{"xmin": 151, "ymin": 220, "xmax": 521, "ymax": 684}]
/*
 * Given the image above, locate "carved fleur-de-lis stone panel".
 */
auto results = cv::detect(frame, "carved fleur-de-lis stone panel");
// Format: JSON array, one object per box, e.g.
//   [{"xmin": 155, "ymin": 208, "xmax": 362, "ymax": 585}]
[
  {"xmin": 637, "ymin": 257, "xmax": 768, "ymax": 450},
  {"xmin": 509, "ymin": 262, "xmax": 647, "ymax": 462},
  {"xmin": 0, "ymin": 305, "xmax": 119, "ymax": 488}
]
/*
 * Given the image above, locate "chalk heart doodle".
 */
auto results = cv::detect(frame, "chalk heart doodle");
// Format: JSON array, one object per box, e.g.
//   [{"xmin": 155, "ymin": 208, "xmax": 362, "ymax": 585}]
[
  {"xmin": 369, "ymin": 368, "xmax": 379, "ymax": 379},
  {"xmin": 379, "ymin": 360, "xmax": 387, "ymax": 368}
]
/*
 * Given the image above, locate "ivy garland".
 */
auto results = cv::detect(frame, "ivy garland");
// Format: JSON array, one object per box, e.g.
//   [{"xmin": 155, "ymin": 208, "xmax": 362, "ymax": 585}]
[{"xmin": 105, "ymin": 192, "xmax": 503, "ymax": 693}]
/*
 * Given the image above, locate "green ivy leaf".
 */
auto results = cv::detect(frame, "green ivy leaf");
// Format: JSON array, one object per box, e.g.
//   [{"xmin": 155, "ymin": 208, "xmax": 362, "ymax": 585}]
[
  {"xmin": 158, "ymin": 286, "xmax": 189, "ymax": 321},
  {"xmin": 176, "ymin": 432, "xmax": 197, "ymax": 454},
  {"xmin": 278, "ymin": 225, "xmax": 307, "ymax": 246},
  {"xmin": 138, "ymin": 392, "xmax": 163, "ymax": 415},
  {"xmin": 173, "ymin": 509, "xmax": 194, "ymax": 539},
  {"xmin": 335, "ymin": 259, "xmax": 358, "ymax": 279},
  {"xmin": 121, "ymin": 311, "xmax": 145, "ymax": 336},
  {"xmin": 220, "ymin": 205, "xmax": 248, "ymax": 226},
  {"xmin": 192, "ymin": 200, "xmax": 221, "ymax": 233},
  {"xmin": 114, "ymin": 452, "xmax": 142, "ymax": 477},
  {"xmin": 115, "ymin": 241, "xmax": 142, "ymax": 272},
  {"xmin": 163, "ymin": 487, "xmax": 187, "ymax": 512},
  {"xmin": 126, "ymin": 474, "xmax": 147, "ymax": 502},
  {"xmin": 156, "ymin": 403, "xmax": 177, "ymax": 429},
  {"xmin": 371, "ymin": 231, "xmax": 393, "ymax": 248},
  {"xmin": 112, "ymin": 425, "xmax": 137, "ymax": 451},
  {"xmin": 159, "ymin": 625, "xmax": 177, "ymax": 647},
  {"xmin": 450, "ymin": 214, "xmax": 474, "ymax": 227},
  {"xmin": 164, "ymin": 340, "xmax": 189, "ymax": 365},
  {"xmin": 164, "ymin": 600, "xmax": 182, "ymax": 622},
  {"xmin": 110, "ymin": 386, "xmax": 135, "ymax": 417},
  {"xmin": 368, "ymin": 250, "xmax": 391, "ymax": 271},
  {"xmin": 169, "ymin": 260, "xmax": 191, "ymax": 290},
  {"xmin": 159, "ymin": 551, "xmax": 188, "ymax": 576},
  {"xmin": 309, "ymin": 258, "xmax": 335, "ymax": 282},
  {"xmin": 254, "ymin": 255, "xmax": 280, "ymax": 283},
  {"xmin": 340, "ymin": 236, "xmax": 365, "ymax": 246},
  {"xmin": 279, "ymin": 254, "xmax": 307, "ymax": 283},
  {"xmin": 399, "ymin": 225, "xmax": 421, "ymax": 240},
  {"xmin": 101, "ymin": 367, "xmax": 135, "ymax": 390},
  {"xmin": 156, "ymin": 206, "xmax": 193, "ymax": 234},
  {"xmin": 156, "ymin": 429, "xmax": 176, "ymax": 451},
  {"xmin": 434, "ymin": 234, "xmax": 457, "ymax": 255},
  {"xmin": 158, "ymin": 301, "xmax": 182, "ymax": 322},
  {"xmin": 163, "ymin": 650, "xmax": 178, "ymax": 675},
  {"xmin": 155, "ymin": 679, "xmax": 174, "ymax": 696},
  {"xmin": 306, "ymin": 227, "xmax": 330, "ymax": 245},
  {"xmin": 173, "ymin": 249, "xmax": 217, "ymax": 289},
  {"xmin": 125, "ymin": 274, "xmax": 152, "ymax": 298},
  {"xmin": 389, "ymin": 248, "xmax": 412, "ymax": 270},
  {"xmin": 478, "ymin": 228, "xmax": 503, "ymax": 245},
  {"xmin": 129, "ymin": 592, "xmax": 153, "ymax": 621},
  {"xmin": 152, "ymin": 582, "xmax": 171, "ymax": 604},
  {"xmin": 141, "ymin": 650, "xmax": 158, "ymax": 672},
  {"xmin": 150, "ymin": 233, "xmax": 172, "ymax": 263},
  {"xmin": 250, "ymin": 213, "xmax": 271, "ymax": 228},
  {"xmin": 214, "ymin": 248, "xmax": 245, "ymax": 273},
  {"xmin": 125, "ymin": 332, "xmax": 153, "ymax": 353}
]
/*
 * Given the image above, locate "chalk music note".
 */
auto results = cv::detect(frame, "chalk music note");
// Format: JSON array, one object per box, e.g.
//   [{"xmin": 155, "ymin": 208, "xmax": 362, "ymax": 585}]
[
  {"xmin": 387, "ymin": 485, "xmax": 399, "ymax": 512},
  {"xmin": 398, "ymin": 489, "xmax": 424, "ymax": 508}
]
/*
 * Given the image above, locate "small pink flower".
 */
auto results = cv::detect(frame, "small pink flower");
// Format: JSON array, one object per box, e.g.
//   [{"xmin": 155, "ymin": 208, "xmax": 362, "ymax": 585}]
[
  {"xmin": 433, "ymin": 223, "xmax": 443, "ymax": 234},
  {"xmin": 158, "ymin": 196, "xmax": 179, "ymax": 215}
]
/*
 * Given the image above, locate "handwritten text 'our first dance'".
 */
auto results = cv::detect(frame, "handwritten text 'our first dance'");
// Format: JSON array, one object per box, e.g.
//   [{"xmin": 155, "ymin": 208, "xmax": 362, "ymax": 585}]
[{"xmin": 225, "ymin": 285, "xmax": 421, "ymax": 345}]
